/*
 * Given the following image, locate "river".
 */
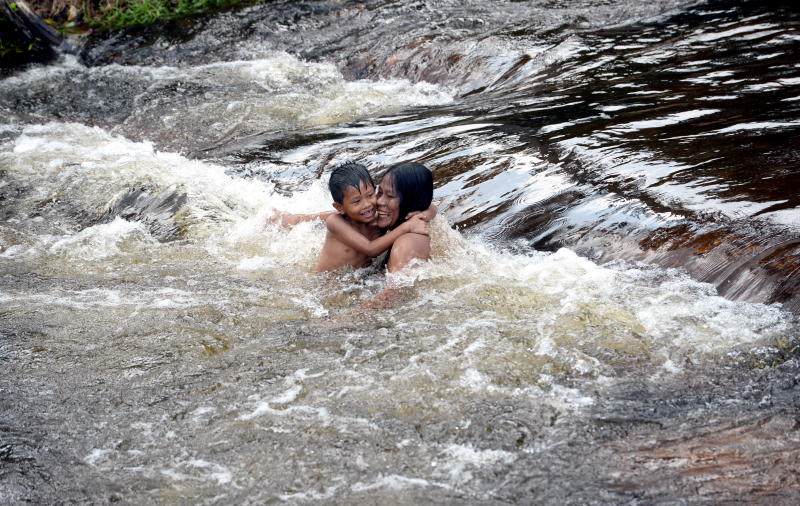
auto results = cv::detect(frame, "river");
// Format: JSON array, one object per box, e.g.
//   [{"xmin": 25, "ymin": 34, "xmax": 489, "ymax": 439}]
[{"xmin": 1, "ymin": 0, "xmax": 798, "ymax": 503}]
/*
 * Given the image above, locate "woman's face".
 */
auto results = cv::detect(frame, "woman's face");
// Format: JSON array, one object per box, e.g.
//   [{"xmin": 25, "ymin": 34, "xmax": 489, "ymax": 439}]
[{"xmin": 376, "ymin": 174, "xmax": 401, "ymax": 229}]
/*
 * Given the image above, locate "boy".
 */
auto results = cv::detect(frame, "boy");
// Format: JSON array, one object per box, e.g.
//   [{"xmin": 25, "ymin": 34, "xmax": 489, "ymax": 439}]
[{"xmin": 312, "ymin": 162, "xmax": 430, "ymax": 272}]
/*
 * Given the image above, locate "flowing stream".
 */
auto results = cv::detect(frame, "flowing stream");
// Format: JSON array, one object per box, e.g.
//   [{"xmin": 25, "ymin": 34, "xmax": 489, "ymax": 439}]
[{"xmin": 1, "ymin": 0, "xmax": 799, "ymax": 503}]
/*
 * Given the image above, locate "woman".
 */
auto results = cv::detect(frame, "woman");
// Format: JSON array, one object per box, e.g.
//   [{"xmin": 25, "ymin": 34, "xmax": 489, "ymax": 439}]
[{"xmin": 374, "ymin": 162, "xmax": 434, "ymax": 272}]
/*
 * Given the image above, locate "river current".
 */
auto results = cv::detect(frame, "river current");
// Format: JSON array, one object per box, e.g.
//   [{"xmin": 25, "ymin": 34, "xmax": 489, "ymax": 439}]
[{"xmin": 1, "ymin": 0, "xmax": 799, "ymax": 503}]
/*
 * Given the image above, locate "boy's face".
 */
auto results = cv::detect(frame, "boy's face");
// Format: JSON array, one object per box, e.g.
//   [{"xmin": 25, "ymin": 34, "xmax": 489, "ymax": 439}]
[{"xmin": 333, "ymin": 180, "xmax": 377, "ymax": 224}]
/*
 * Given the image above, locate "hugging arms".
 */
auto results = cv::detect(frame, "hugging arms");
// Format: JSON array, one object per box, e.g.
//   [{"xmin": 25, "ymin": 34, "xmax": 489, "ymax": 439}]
[{"xmin": 274, "ymin": 161, "xmax": 436, "ymax": 274}]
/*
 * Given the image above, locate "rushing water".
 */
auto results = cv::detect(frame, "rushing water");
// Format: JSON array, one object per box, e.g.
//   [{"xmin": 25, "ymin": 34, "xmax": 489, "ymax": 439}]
[{"xmin": 1, "ymin": 0, "xmax": 799, "ymax": 503}]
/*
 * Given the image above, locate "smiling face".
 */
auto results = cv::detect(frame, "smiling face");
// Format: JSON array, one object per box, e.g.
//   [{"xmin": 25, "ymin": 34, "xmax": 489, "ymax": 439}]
[
  {"xmin": 376, "ymin": 174, "xmax": 401, "ymax": 229},
  {"xmin": 334, "ymin": 180, "xmax": 377, "ymax": 224}
]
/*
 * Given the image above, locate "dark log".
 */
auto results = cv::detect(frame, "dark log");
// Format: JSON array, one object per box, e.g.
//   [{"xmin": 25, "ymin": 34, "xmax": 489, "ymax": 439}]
[{"xmin": 1, "ymin": 0, "xmax": 75, "ymax": 53}]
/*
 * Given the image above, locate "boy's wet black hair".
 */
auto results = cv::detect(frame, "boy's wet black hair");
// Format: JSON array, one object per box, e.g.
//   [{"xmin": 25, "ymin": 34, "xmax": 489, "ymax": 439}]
[
  {"xmin": 382, "ymin": 162, "xmax": 433, "ymax": 230},
  {"xmin": 328, "ymin": 162, "xmax": 375, "ymax": 204}
]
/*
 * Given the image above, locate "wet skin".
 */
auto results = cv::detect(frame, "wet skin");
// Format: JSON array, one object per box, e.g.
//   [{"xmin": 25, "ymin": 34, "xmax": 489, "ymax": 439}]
[
  {"xmin": 375, "ymin": 175, "xmax": 400, "ymax": 229},
  {"xmin": 376, "ymin": 174, "xmax": 432, "ymax": 272},
  {"xmin": 334, "ymin": 181, "xmax": 376, "ymax": 224}
]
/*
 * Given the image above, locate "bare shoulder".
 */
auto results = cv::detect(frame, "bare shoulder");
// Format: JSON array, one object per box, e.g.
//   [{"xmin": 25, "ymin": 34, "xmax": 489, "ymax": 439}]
[
  {"xmin": 324, "ymin": 213, "xmax": 347, "ymax": 230},
  {"xmin": 387, "ymin": 233, "xmax": 431, "ymax": 272}
]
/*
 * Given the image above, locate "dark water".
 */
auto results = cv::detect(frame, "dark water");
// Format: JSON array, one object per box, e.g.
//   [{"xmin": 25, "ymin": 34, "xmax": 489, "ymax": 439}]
[{"xmin": 1, "ymin": 0, "xmax": 799, "ymax": 503}]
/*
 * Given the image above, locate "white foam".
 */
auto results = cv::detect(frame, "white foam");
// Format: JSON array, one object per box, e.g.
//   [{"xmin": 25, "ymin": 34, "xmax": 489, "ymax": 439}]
[
  {"xmin": 391, "ymin": 236, "xmax": 794, "ymax": 379},
  {"xmin": 241, "ymin": 369, "xmax": 333, "ymax": 420},
  {"xmin": 187, "ymin": 459, "xmax": 233, "ymax": 485},
  {"xmin": 84, "ymin": 448, "xmax": 114, "ymax": 466},
  {"xmin": 3, "ymin": 122, "xmax": 339, "ymax": 275},
  {"xmin": 2, "ymin": 52, "xmax": 454, "ymax": 152},
  {"xmin": 438, "ymin": 444, "xmax": 516, "ymax": 485},
  {"xmin": 458, "ymin": 368, "xmax": 491, "ymax": 390},
  {"xmin": 0, "ymin": 286, "xmax": 198, "ymax": 311},
  {"xmin": 48, "ymin": 217, "xmax": 154, "ymax": 260},
  {"xmin": 160, "ymin": 458, "xmax": 235, "ymax": 486},
  {"xmin": 351, "ymin": 474, "xmax": 445, "ymax": 492},
  {"xmin": 279, "ymin": 482, "xmax": 344, "ymax": 501},
  {"xmin": 272, "ymin": 384, "xmax": 303, "ymax": 405}
]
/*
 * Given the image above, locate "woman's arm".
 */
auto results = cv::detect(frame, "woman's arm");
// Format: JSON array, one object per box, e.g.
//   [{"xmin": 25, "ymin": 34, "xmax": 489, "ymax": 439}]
[
  {"xmin": 386, "ymin": 231, "xmax": 431, "ymax": 272},
  {"xmin": 361, "ymin": 233, "xmax": 432, "ymax": 309},
  {"xmin": 325, "ymin": 214, "xmax": 429, "ymax": 257}
]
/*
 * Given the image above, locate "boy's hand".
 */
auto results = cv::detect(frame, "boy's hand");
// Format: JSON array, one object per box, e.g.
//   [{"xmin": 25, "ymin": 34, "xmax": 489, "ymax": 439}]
[
  {"xmin": 267, "ymin": 211, "xmax": 299, "ymax": 227},
  {"xmin": 402, "ymin": 214, "xmax": 430, "ymax": 236},
  {"xmin": 406, "ymin": 203, "xmax": 437, "ymax": 222}
]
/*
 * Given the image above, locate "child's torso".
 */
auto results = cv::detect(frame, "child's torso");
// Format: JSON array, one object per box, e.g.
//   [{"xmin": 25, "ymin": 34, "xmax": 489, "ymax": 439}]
[{"xmin": 315, "ymin": 223, "xmax": 383, "ymax": 271}]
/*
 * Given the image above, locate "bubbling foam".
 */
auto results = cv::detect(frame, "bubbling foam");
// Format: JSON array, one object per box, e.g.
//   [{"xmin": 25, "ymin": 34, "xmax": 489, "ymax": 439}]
[
  {"xmin": 0, "ymin": 53, "xmax": 455, "ymax": 153},
  {"xmin": 1, "ymin": 122, "xmax": 793, "ymax": 384}
]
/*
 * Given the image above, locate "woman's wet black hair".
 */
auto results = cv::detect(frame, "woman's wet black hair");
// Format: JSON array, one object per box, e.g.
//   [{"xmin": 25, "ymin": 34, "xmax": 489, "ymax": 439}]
[
  {"xmin": 382, "ymin": 162, "xmax": 433, "ymax": 230},
  {"xmin": 328, "ymin": 161, "xmax": 374, "ymax": 204}
]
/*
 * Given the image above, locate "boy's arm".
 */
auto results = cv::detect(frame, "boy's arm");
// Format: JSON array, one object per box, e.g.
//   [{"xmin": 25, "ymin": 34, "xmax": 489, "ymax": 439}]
[
  {"xmin": 406, "ymin": 203, "xmax": 437, "ymax": 221},
  {"xmin": 268, "ymin": 210, "xmax": 336, "ymax": 227},
  {"xmin": 325, "ymin": 214, "xmax": 429, "ymax": 257}
]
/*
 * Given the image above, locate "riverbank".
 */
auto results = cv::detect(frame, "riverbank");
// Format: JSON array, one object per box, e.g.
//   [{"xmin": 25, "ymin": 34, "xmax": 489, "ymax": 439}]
[
  {"xmin": 14, "ymin": 0, "xmax": 259, "ymax": 30},
  {"xmin": 1, "ymin": 0, "xmax": 260, "ymax": 68}
]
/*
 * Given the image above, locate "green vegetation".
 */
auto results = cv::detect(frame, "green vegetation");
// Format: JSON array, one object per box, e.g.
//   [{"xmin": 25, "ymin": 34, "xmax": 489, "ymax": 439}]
[
  {"xmin": 86, "ymin": 0, "xmax": 259, "ymax": 31},
  {"xmin": 0, "ymin": 38, "xmax": 32, "ymax": 59},
  {"xmin": 0, "ymin": 38, "xmax": 39, "ymax": 58},
  {"xmin": 0, "ymin": 2, "xmax": 49, "ymax": 65},
  {"xmin": 4, "ymin": 0, "xmax": 265, "ymax": 39}
]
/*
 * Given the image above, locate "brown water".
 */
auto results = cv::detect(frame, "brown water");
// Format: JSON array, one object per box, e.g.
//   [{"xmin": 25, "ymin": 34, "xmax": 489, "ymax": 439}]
[{"xmin": 1, "ymin": 0, "xmax": 799, "ymax": 503}]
